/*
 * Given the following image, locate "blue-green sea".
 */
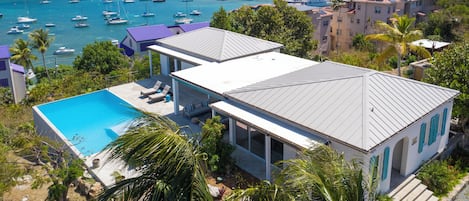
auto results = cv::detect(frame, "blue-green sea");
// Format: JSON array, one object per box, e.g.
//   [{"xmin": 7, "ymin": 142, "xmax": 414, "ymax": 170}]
[{"xmin": 0, "ymin": 0, "xmax": 271, "ymax": 65}]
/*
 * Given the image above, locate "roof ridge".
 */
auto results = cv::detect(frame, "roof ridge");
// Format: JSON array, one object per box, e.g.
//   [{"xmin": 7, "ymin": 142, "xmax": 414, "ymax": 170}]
[
  {"xmin": 372, "ymin": 71, "xmax": 460, "ymax": 94},
  {"xmin": 228, "ymin": 74, "xmax": 367, "ymax": 94},
  {"xmin": 218, "ymin": 29, "xmax": 229, "ymax": 61}
]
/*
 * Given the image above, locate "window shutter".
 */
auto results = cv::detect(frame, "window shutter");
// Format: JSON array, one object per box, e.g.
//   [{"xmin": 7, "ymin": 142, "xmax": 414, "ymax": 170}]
[
  {"xmin": 381, "ymin": 147, "xmax": 390, "ymax": 181},
  {"xmin": 418, "ymin": 123, "xmax": 426, "ymax": 153},
  {"xmin": 441, "ymin": 108, "xmax": 448, "ymax": 136}
]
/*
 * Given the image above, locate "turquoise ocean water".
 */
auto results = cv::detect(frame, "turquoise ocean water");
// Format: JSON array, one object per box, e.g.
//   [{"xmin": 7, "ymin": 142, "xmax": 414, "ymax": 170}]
[{"xmin": 0, "ymin": 0, "xmax": 272, "ymax": 65}]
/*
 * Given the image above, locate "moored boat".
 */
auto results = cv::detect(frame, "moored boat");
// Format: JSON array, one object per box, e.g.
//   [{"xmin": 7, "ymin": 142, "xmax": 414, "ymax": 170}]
[
  {"xmin": 17, "ymin": 16, "xmax": 37, "ymax": 23},
  {"xmin": 17, "ymin": 24, "xmax": 30, "ymax": 30},
  {"xmin": 174, "ymin": 17, "xmax": 192, "ymax": 24},
  {"xmin": 74, "ymin": 22, "xmax": 89, "ymax": 28},
  {"xmin": 153, "ymin": 0, "xmax": 165, "ymax": 2},
  {"xmin": 53, "ymin": 47, "xmax": 75, "ymax": 55},
  {"xmin": 71, "ymin": 15, "xmax": 88, "ymax": 21},
  {"xmin": 69, "ymin": 0, "xmax": 80, "ymax": 3},
  {"xmin": 174, "ymin": 11, "xmax": 187, "ymax": 17},
  {"xmin": 107, "ymin": 17, "xmax": 128, "ymax": 25},
  {"xmin": 45, "ymin": 23, "xmax": 56, "ymax": 27},
  {"xmin": 7, "ymin": 27, "xmax": 24, "ymax": 34},
  {"xmin": 142, "ymin": 12, "xmax": 155, "ymax": 17},
  {"xmin": 123, "ymin": 0, "xmax": 135, "ymax": 2},
  {"xmin": 189, "ymin": 9, "xmax": 201, "ymax": 15},
  {"xmin": 103, "ymin": 10, "xmax": 118, "ymax": 16}
]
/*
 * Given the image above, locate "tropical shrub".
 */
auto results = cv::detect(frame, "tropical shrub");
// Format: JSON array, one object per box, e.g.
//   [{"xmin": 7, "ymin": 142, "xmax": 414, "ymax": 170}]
[
  {"xmin": 201, "ymin": 116, "xmax": 234, "ymax": 174},
  {"xmin": 417, "ymin": 160, "xmax": 460, "ymax": 196}
]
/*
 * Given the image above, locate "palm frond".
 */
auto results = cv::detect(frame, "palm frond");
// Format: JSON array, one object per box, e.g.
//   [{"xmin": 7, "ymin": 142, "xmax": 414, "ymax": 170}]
[{"xmin": 376, "ymin": 46, "xmax": 398, "ymax": 64}]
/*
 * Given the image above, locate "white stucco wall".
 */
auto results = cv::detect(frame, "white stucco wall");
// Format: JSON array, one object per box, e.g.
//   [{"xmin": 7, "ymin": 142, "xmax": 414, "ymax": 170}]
[
  {"xmin": 370, "ymin": 100, "xmax": 454, "ymax": 193},
  {"xmin": 12, "ymin": 71, "xmax": 26, "ymax": 103},
  {"xmin": 324, "ymin": 100, "xmax": 454, "ymax": 193}
]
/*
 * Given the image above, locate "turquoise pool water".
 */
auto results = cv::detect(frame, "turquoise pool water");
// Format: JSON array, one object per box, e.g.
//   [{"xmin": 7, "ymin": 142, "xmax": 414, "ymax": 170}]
[{"xmin": 37, "ymin": 90, "xmax": 141, "ymax": 156}]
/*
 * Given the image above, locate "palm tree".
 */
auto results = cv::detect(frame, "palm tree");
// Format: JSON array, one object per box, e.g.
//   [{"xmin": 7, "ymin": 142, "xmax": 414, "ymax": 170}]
[
  {"xmin": 9, "ymin": 39, "xmax": 37, "ymax": 70},
  {"xmin": 365, "ymin": 14, "xmax": 431, "ymax": 76},
  {"xmin": 226, "ymin": 145, "xmax": 378, "ymax": 201},
  {"xmin": 99, "ymin": 115, "xmax": 212, "ymax": 201},
  {"xmin": 29, "ymin": 29, "xmax": 54, "ymax": 81}
]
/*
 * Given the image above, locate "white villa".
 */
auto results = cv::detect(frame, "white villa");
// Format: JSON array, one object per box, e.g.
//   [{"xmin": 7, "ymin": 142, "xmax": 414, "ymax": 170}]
[{"xmin": 147, "ymin": 27, "xmax": 459, "ymax": 194}]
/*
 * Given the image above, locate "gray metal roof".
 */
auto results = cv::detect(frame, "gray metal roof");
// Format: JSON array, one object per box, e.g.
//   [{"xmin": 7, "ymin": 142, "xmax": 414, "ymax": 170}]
[
  {"xmin": 226, "ymin": 61, "xmax": 459, "ymax": 152},
  {"xmin": 156, "ymin": 27, "xmax": 283, "ymax": 62}
]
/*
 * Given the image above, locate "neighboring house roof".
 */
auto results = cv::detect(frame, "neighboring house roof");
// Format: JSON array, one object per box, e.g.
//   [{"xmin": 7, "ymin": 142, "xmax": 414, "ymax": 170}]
[
  {"xmin": 0, "ymin": 45, "xmax": 10, "ymax": 59},
  {"xmin": 179, "ymin": 21, "xmax": 210, "ymax": 32},
  {"xmin": 290, "ymin": 4, "xmax": 318, "ymax": 12},
  {"xmin": 171, "ymin": 52, "xmax": 317, "ymax": 95},
  {"xmin": 225, "ymin": 61, "xmax": 459, "ymax": 152},
  {"xmin": 156, "ymin": 27, "xmax": 284, "ymax": 62},
  {"xmin": 126, "ymin": 24, "xmax": 174, "ymax": 42},
  {"xmin": 411, "ymin": 39, "xmax": 451, "ymax": 49},
  {"xmin": 10, "ymin": 63, "xmax": 25, "ymax": 74}
]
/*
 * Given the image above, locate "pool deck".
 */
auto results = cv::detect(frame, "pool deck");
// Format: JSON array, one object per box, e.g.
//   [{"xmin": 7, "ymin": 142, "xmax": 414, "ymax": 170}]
[{"xmin": 86, "ymin": 76, "xmax": 208, "ymax": 187}]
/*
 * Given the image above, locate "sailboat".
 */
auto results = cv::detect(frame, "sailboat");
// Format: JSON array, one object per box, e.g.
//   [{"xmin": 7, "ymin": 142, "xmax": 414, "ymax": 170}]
[
  {"xmin": 107, "ymin": 0, "xmax": 128, "ymax": 24},
  {"xmin": 174, "ymin": 0, "xmax": 192, "ymax": 24},
  {"xmin": 18, "ymin": 0, "xmax": 37, "ymax": 23},
  {"xmin": 142, "ymin": 3, "xmax": 155, "ymax": 17}
]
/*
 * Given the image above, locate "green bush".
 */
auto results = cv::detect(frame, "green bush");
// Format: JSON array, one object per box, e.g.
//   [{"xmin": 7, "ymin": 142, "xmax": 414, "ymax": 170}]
[{"xmin": 416, "ymin": 160, "xmax": 460, "ymax": 196}]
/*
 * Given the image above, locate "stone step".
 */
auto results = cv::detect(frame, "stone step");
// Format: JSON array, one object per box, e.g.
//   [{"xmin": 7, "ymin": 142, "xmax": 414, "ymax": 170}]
[
  {"xmin": 389, "ymin": 174, "xmax": 416, "ymax": 197},
  {"xmin": 427, "ymin": 196, "xmax": 439, "ymax": 201},
  {"xmin": 402, "ymin": 184, "xmax": 426, "ymax": 201},
  {"xmin": 392, "ymin": 179, "xmax": 421, "ymax": 200},
  {"xmin": 418, "ymin": 189, "xmax": 434, "ymax": 201}
]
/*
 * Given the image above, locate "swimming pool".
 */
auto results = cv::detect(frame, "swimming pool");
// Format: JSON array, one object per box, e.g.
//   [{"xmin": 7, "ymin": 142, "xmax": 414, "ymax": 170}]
[{"xmin": 33, "ymin": 90, "xmax": 141, "ymax": 157}]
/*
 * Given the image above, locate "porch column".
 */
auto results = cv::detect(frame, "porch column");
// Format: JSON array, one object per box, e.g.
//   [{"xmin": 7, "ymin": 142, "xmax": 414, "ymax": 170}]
[
  {"xmin": 229, "ymin": 118, "xmax": 235, "ymax": 144},
  {"xmin": 174, "ymin": 59, "xmax": 179, "ymax": 71},
  {"xmin": 265, "ymin": 135, "xmax": 271, "ymax": 181},
  {"xmin": 172, "ymin": 78, "xmax": 179, "ymax": 115},
  {"xmin": 148, "ymin": 51, "xmax": 152, "ymax": 78}
]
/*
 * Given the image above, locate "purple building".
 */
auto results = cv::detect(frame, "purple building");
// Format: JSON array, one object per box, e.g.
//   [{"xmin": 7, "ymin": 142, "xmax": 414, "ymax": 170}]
[{"xmin": 0, "ymin": 45, "xmax": 27, "ymax": 103}]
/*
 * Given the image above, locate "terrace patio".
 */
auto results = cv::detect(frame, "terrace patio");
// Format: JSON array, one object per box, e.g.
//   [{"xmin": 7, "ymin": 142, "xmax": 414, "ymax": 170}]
[{"xmin": 85, "ymin": 75, "xmax": 215, "ymax": 187}]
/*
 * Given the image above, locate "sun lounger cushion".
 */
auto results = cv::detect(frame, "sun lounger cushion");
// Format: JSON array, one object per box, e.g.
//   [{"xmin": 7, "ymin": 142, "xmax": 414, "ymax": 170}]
[
  {"xmin": 183, "ymin": 101, "xmax": 211, "ymax": 118},
  {"xmin": 148, "ymin": 85, "xmax": 171, "ymax": 103},
  {"xmin": 140, "ymin": 80, "xmax": 162, "ymax": 96}
]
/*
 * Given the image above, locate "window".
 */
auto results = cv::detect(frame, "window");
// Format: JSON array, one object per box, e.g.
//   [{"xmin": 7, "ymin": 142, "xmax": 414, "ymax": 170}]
[
  {"xmin": 375, "ymin": 6, "xmax": 381, "ymax": 14},
  {"xmin": 428, "ymin": 114, "xmax": 440, "ymax": 145},
  {"xmin": 369, "ymin": 155, "xmax": 379, "ymax": 181},
  {"xmin": 382, "ymin": 147, "xmax": 390, "ymax": 181},
  {"xmin": 337, "ymin": 16, "xmax": 342, "ymax": 22},
  {"xmin": 350, "ymin": 18, "xmax": 354, "ymax": 23},
  {"xmin": 357, "ymin": 19, "xmax": 360, "ymax": 24},
  {"xmin": 441, "ymin": 108, "xmax": 448, "ymax": 136},
  {"xmin": 357, "ymin": 4, "xmax": 361, "ymax": 10},
  {"xmin": 323, "ymin": 20, "xmax": 329, "ymax": 26},
  {"xmin": 0, "ymin": 61, "xmax": 6, "ymax": 71},
  {"xmin": 322, "ymin": 36, "xmax": 328, "ymax": 41},
  {"xmin": 250, "ymin": 128, "xmax": 265, "ymax": 158},
  {"xmin": 235, "ymin": 121, "xmax": 249, "ymax": 149},
  {"xmin": 418, "ymin": 123, "xmax": 426, "ymax": 153},
  {"xmin": 387, "ymin": 6, "xmax": 391, "ymax": 14},
  {"xmin": 336, "ymin": 29, "xmax": 342, "ymax": 35},
  {"xmin": 271, "ymin": 138, "xmax": 283, "ymax": 165},
  {"xmin": 0, "ymin": 78, "xmax": 8, "ymax": 87}
]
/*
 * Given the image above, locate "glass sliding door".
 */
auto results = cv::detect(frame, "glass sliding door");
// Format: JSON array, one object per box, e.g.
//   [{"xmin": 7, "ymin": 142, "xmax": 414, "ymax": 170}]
[
  {"xmin": 271, "ymin": 138, "xmax": 283, "ymax": 165},
  {"xmin": 250, "ymin": 128, "xmax": 265, "ymax": 158},
  {"xmin": 235, "ymin": 121, "xmax": 249, "ymax": 150}
]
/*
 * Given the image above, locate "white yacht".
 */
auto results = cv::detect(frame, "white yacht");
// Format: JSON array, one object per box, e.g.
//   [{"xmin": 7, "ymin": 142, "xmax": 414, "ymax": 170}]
[
  {"xmin": 7, "ymin": 27, "xmax": 24, "ymax": 34},
  {"xmin": 174, "ymin": 17, "xmax": 192, "ymax": 24},
  {"xmin": 189, "ymin": 10, "xmax": 201, "ymax": 15},
  {"xmin": 17, "ymin": 16, "xmax": 37, "ymax": 23},
  {"xmin": 107, "ymin": 17, "xmax": 128, "ymax": 25},
  {"xmin": 71, "ymin": 15, "xmax": 88, "ymax": 21},
  {"xmin": 53, "ymin": 47, "xmax": 75, "ymax": 55}
]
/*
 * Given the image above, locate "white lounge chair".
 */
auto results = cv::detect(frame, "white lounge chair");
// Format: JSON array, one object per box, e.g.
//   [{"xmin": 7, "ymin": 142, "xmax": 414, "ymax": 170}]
[
  {"xmin": 148, "ymin": 85, "xmax": 171, "ymax": 103},
  {"xmin": 140, "ymin": 80, "xmax": 162, "ymax": 97}
]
